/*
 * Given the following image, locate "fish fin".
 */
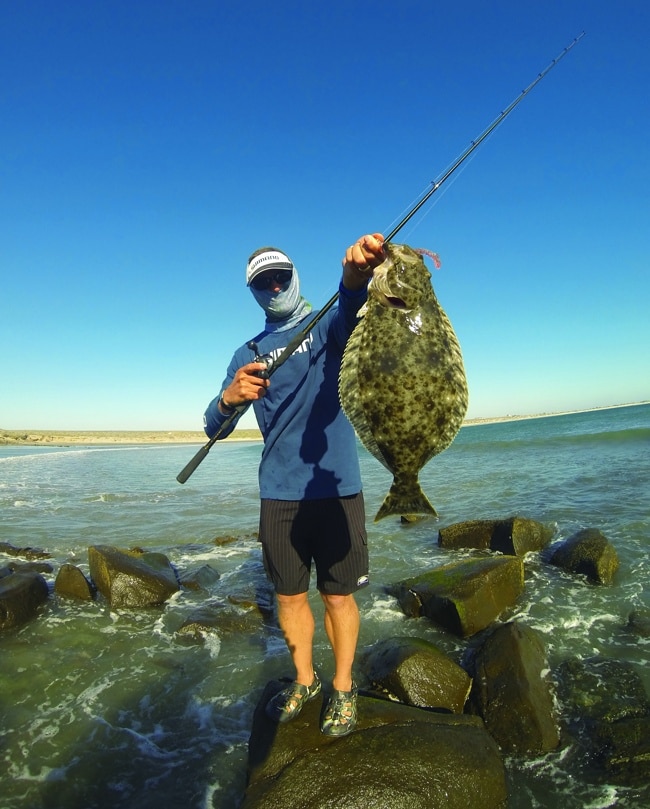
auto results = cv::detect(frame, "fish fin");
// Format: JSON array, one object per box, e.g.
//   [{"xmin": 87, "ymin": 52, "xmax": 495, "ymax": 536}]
[{"xmin": 374, "ymin": 483, "xmax": 438, "ymax": 522}]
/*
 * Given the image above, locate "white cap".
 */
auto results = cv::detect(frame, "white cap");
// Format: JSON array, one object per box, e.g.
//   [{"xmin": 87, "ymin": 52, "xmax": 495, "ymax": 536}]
[{"xmin": 246, "ymin": 249, "xmax": 294, "ymax": 285}]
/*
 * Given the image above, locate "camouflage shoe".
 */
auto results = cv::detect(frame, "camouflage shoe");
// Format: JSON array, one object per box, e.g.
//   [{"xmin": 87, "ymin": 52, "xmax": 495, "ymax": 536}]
[
  {"xmin": 265, "ymin": 671, "xmax": 322, "ymax": 724},
  {"xmin": 320, "ymin": 682, "xmax": 358, "ymax": 737}
]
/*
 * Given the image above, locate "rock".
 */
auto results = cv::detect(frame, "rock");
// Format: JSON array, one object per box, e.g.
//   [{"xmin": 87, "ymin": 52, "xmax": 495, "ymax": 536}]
[
  {"xmin": 590, "ymin": 715, "xmax": 650, "ymax": 784},
  {"xmin": 88, "ymin": 545, "xmax": 179, "ymax": 608},
  {"xmin": 549, "ymin": 528, "xmax": 619, "ymax": 584},
  {"xmin": 556, "ymin": 656, "xmax": 650, "ymax": 785},
  {"xmin": 0, "ymin": 542, "xmax": 51, "ymax": 560},
  {"xmin": 438, "ymin": 517, "xmax": 553, "ymax": 555},
  {"xmin": 625, "ymin": 609, "xmax": 650, "ymax": 638},
  {"xmin": 467, "ymin": 620, "xmax": 560, "ymax": 755},
  {"xmin": 178, "ymin": 564, "xmax": 221, "ymax": 592},
  {"xmin": 54, "ymin": 564, "xmax": 95, "ymax": 600},
  {"xmin": 0, "ymin": 571, "xmax": 49, "ymax": 631},
  {"xmin": 0, "ymin": 560, "xmax": 54, "ymax": 575},
  {"xmin": 243, "ymin": 681, "xmax": 508, "ymax": 809},
  {"xmin": 391, "ymin": 556, "xmax": 524, "ymax": 637},
  {"xmin": 557, "ymin": 657, "xmax": 650, "ymax": 724},
  {"xmin": 177, "ymin": 600, "xmax": 267, "ymax": 641},
  {"xmin": 360, "ymin": 636, "xmax": 471, "ymax": 712}
]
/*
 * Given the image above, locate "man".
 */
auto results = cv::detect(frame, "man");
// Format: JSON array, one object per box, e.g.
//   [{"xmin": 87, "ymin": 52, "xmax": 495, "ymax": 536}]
[{"xmin": 203, "ymin": 233, "xmax": 385, "ymax": 737}]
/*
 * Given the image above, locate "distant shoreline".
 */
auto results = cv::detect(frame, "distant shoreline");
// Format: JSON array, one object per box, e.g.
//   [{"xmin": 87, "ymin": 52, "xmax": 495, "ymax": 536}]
[{"xmin": 1, "ymin": 402, "xmax": 646, "ymax": 446}]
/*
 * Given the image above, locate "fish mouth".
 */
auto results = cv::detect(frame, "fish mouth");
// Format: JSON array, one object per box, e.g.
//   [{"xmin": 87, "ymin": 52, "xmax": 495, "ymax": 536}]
[
  {"xmin": 371, "ymin": 289, "xmax": 408, "ymax": 310},
  {"xmin": 369, "ymin": 268, "xmax": 409, "ymax": 310},
  {"xmin": 385, "ymin": 295, "xmax": 407, "ymax": 309}
]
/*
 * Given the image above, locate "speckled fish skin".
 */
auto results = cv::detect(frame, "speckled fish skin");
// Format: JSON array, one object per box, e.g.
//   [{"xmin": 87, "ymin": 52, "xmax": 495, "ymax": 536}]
[{"xmin": 340, "ymin": 243, "xmax": 468, "ymax": 522}]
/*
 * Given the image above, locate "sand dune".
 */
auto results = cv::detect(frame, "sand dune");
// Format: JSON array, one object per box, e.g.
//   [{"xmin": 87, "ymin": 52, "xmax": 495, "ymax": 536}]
[{"xmin": 1, "ymin": 403, "xmax": 644, "ymax": 446}]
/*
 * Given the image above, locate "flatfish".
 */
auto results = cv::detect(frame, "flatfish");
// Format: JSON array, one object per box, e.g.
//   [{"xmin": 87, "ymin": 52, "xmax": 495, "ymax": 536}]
[{"xmin": 340, "ymin": 243, "xmax": 468, "ymax": 521}]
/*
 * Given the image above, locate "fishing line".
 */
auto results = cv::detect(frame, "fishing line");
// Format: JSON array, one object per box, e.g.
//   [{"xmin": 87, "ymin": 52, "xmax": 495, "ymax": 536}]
[
  {"xmin": 397, "ymin": 153, "xmax": 480, "ymax": 244},
  {"xmin": 176, "ymin": 32, "xmax": 585, "ymax": 484}
]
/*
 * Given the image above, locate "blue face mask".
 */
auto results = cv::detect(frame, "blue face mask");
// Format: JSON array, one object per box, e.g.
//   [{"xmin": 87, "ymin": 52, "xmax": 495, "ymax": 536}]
[{"xmin": 250, "ymin": 270, "xmax": 311, "ymax": 331}]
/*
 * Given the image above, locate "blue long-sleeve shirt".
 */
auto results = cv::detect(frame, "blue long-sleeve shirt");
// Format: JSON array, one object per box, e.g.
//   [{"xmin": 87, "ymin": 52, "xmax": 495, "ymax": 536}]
[{"xmin": 204, "ymin": 282, "xmax": 366, "ymax": 500}]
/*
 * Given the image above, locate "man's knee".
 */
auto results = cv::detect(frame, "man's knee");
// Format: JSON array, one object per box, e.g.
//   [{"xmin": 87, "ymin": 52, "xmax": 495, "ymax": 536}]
[
  {"xmin": 277, "ymin": 591, "xmax": 309, "ymax": 609},
  {"xmin": 320, "ymin": 592, "xmax": 355, "ymax": 612}
]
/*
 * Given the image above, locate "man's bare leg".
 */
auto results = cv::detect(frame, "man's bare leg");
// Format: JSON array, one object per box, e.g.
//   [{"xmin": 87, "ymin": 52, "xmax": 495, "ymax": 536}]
[
  {"xmin": 276, "ymin": 591, "xmax": 317, "ymax": 686},
  {"xmin": 320, "ymin": 593, "xmax": 360, "ymax": 692}
]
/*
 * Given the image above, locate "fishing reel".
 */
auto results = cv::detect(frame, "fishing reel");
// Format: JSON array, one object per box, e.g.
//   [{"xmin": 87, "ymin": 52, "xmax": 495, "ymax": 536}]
[{"xmin": 247, "ymin": 341, "xmax": 274, "ymax": 379}]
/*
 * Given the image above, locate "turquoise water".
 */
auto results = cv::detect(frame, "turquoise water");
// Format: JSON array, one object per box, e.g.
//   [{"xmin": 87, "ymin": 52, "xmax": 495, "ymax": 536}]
[{"xmin": 1, "ymin": 404, "xmax": 649, "ymax": 808}]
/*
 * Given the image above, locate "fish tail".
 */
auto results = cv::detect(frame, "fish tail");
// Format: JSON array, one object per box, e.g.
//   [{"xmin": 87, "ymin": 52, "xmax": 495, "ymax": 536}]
[{"xmin": 374, "ymin": 481, "xmax": 438, "ymax": 522}]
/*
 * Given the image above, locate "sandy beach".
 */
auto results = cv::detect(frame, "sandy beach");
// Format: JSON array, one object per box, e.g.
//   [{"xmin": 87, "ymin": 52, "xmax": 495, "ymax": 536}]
[{"xmin": 1, "ymin": 403, "xmax": 645, "ymax": 446}]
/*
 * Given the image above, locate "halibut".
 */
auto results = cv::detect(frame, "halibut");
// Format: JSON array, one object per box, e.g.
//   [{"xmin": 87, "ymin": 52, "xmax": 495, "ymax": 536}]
[{"xmin": 340, "ymin": 243, "xmax": 468, "ymax": 521}]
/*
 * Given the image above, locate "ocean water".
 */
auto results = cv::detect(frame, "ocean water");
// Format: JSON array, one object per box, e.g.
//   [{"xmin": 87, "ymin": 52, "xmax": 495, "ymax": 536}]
[{"xmin": 1, "ymin": 403, "xmax": 649, "ymax": 808}]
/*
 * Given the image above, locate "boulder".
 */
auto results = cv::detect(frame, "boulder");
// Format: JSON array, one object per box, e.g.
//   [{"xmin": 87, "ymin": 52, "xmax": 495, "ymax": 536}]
[
  {"xmin": 243, "ymin": 681, "xmax": 508, "ymax": 809},
  {"xmin": 438, "ymin": 517, "xmax": 553, "ymax": 555},
  {"xmin": 54, "ymin": 564, "xmax": 95, "ymax": 600},
  {"xmin": 178, "ymin": 563, "xmax": 221, "ymax": 592},
  {"xmin": 548, "ymin": 528, "xmax": 619, "ymax": 584},
  {"xmin": 0, "ymin": 542, "xmax": 51, "ymax": 560},
  {"xmin": 556, "ymin": 656, "xmax": 650, "ymax": 785},
  {"xmin": 467, "ymin": 620, "xmax": 560, "ymax": 755},
  {"xmin": 557, "ymin": 657, "xmax": 650, "ymax": 725},
  {"xmin": 88, "ymin": 545, "xmax": 179, "ymax": 608},
  {"xmin": 1, "ymin": 560, "xmax": 53, "ymax": 575},
  {"xmin": 625, "ymin": 609, "xmax": 650, "ymax": 638},
  {"xmin": 177, "ymin": 600, "xmax": 268, "ymax": 641},
  {"xmin": 360, "ymin": 636, "xmax": 471, "ymax": 712},
  {"xmin": 391, "ymin": 556, "xmax": 524, "ymax": 637},
  {"xmin": 0, "ymin": 570, "xmax": 49, "ymax": 631}
]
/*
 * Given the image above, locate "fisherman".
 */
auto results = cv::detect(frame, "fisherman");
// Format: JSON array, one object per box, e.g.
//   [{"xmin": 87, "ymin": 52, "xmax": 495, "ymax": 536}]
[{"xmin": 203, "ymin": 233, "xmax": 385, "ymax": 737}]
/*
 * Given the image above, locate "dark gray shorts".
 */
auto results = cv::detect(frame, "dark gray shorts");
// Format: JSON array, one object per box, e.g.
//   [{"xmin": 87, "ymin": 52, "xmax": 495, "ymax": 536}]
[{"xmin": 259, "ymin": 493, "xmax": 369, "ymax": 596}]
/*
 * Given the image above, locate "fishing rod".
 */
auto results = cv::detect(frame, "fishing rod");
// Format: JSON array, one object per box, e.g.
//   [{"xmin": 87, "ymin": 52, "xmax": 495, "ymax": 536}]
[{"xmin": 176, "ymin": 32, "xmax": 585, "ymax": 485}]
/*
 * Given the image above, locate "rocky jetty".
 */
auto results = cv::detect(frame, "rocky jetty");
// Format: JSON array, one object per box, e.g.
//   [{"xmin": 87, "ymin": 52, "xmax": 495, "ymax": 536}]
[{"xmin": 1, "ymin": 515, "xmax": 645, "ymax": 806}]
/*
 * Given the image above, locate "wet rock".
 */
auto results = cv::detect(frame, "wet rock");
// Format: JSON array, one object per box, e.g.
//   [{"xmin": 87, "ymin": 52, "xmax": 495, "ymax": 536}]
[
  {"xmin": 178, "ymin": 563, "xmax": 221, "ymax": 592},
  {"xmin": 557, "ymin": 657, "xmax": 650, "ymax": 724},
  {"xmin": 88, "ymin": 545, "xmax": 179, "ymax": 608},
  {"xmin": 556, "ymin": 656, "xmax": 650, "ymax": 785},
  {"xmin": 243, "ymin": 681, "xmax": 507, "ymax": 809},
  {"xmin": 0, "ymin": 570, "xmax": 49, "ymax": 631},
  {"xmin": 177, "ymin": 600, "xmax": 267, "ymax": 641},
  {"xmin": 590, "ymin": 715, "xmax": 650, "ymax": 784},
  {"xmin": 390, "ymin": 556, "xmax": 524, "ymax": 637},
  {"xmin": 438, "ymin": 516, "xmax": 553, "ymax": 555},
  {"xmin": 54, "ymin": 564, "xmax": 95, "ymax": 600},
  {"xmin": 625, "ymin": 609, "xmax": 650, "ymax": 638},
  {"xmin": 0, "ymin": 542, "xmax": 51, "ymax": 560},
  {"xmin": 467, "ymin": 620, "xmax": 560, "ymax": 755},
  {"xmin": 360, "ymin": 636, "xmax": 471, "ymax": 712},
  {"xmin": 548, "ymin": 527, "xmax": 619, "ymax": 584},
  {"xmin": 400, "ymin": 514, "xmax": 428, "ymax": 524},
  {"xmin": 1, "ymin": 560, "xmax": 54, "ymax": 575}
]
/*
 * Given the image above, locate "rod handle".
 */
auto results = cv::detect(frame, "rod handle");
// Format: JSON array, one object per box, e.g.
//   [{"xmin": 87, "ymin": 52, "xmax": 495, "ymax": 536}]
[{"xmin": 176, "ymin": 442, "xmax": 212, "ymax": 484}]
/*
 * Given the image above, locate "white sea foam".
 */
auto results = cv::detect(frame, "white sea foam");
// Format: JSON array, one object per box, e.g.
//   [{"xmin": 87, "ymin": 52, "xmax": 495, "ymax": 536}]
[
  {"xmin": 364, "ymin": 593, "xmax": 406, "ymax": 624},
  {"xmin": 583, "ymin": 787, "xmax": 620, "ymax": 808}
]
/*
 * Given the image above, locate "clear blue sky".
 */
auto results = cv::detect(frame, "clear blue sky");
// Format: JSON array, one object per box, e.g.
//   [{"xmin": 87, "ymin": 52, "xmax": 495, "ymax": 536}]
[{"xmin": 2, "ymin": 0, "xmax": 648, "ymax": 430}]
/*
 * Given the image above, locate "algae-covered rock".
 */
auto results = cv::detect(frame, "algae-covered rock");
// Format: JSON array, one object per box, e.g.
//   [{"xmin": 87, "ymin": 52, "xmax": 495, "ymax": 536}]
[
  {"xmin": 391, "ymin": 556, "xmax": 524, "ymax": 637},
  {"xmin": 178, "ymin": 563, "xmax": 221, "ymax": 592},
  {"xmin": 549, "ymin": 527, "xmax": 619, "ymax": 584},
  {"xmin": 468, "ymin": 620, "xmax": 560, "ymax": 755},
  {"xmin": 88, "ymin": 545, "xmax": 179, "ymax": 608},
  {"xmin": 243, "ymin": 681, "xmax": 507, "ymax": 809},
  {"xmin": 438, "ymin": 516, "xmax": 553, "ymax": 555},
  {"xmin": 0, "ymin": 571, "xmax": 49, "ymax": 631},
  {"xmin": 556, "ymin": 656, "xmax": 650, "ymax": 785},
  {"xmin": 360, "ymin": 635, "xmax": 471, "ymax": 712},
  {"xmin": 177, "ymin": 600, "xmax": 267, "ymax": 642},
  {"xmin": 55, "ymin": 563, "xmax": 95, "ymax": 600}
]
